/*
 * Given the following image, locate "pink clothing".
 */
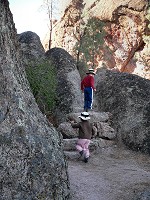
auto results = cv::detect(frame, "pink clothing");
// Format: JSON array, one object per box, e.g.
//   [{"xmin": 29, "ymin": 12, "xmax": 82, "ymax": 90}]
[{"xmin": 76, "ymin": 139, "xmax": 91, "ymax": 158}]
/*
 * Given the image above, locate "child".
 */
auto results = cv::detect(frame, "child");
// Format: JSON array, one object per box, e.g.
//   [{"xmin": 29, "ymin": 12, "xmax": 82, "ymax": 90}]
[
  {"xmin": 71, "ymin": 112, "xmax": 94, "ymax": 163},
  {"xmin": 81, "ymin": 68, "xmax": 96, "ymax": 112}
]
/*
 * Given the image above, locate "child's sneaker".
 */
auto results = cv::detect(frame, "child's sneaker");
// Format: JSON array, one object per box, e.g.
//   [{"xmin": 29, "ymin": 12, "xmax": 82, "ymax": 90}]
[
  {"xmin": 79, "ymin": 150, "xmax": 84, "ymax": 156},
  {"xmin": 84, "ymin": 157, "xmax": 89, "ymax": 163}
]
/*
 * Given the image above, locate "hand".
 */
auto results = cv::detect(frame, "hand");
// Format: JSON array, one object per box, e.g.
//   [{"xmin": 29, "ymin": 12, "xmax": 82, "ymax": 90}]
[{"xmin": 94, "ymin": 88, "xmax": 96, "ymax": 92}]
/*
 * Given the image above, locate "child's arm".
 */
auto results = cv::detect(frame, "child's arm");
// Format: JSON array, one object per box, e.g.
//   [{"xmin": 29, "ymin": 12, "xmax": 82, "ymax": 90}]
[
  {"xmin": 71, "ymin": 122, "xmax": 80, "ymax": 128},
  {"xmin": 92, "ymin": 124, "xmax": 97, "ymax": 138}
]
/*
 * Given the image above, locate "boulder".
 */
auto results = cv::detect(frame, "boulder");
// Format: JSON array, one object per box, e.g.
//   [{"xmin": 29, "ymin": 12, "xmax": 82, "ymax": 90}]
[
  {"xmin": 57, "ymin": 122, "xmax": 78, "ymax": 138},
  {"xmin": 18, "ymin": 31, "xmax": 45, "ymax": 64},
  {"xmin": 134, "ymin": 190, "xmax": 150, "ymax": 200},
  {"xmin": 67, "ymin": 111, "xmax": 110, "ymax": 123},
  {"xmin": 93, "ymin": 122, "xmax": 116, "ymax": 140},
  {"xmin": 45, "ymin": 47, "xmax": 83, "ymax": 124},
  {"xmin": 0, "ymin": 1, "xmax": 70, "ymax": 199},
  {"xmin": 95, "ymin": 68, "xmax": 150, "ymax": 154}
]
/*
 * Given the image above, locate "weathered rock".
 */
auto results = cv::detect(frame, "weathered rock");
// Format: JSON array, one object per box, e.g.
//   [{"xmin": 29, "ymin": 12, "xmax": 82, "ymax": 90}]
[
  {"xmin": 45, "ymin": 47, "xmax": 83, "ymax": 125},
  {"xmin": 93, "ymin": 122, "xmax": 116, "ymax": 140},
  {"xmin": 18, "ymin": 31, "xmax": 45, "ymax": 65},
  {"xmin": 57, "ymin": 122, "xmax": 78, "ymax": 138},
  {"xmin": 0, "ymin": 1, "xmax": 70, "ymax": 199},
  {"xmin": 96, "ymin": 68, "xmax": 150, "ymax": 154},
  {"xmin": 63, "ymin": 138, "xmax": 116, "ymax": 152},
  {"xmin": 43, "ymin": 0, "xmax": 149, "ymax": 79},
  {"xmin": 67, "ymin": 111, "xmax": 110, "ymax": 124},
  {"xmin": 134, "ymin": 190, "xmax": 150, "ymax": 200},
  {"xmin": 59, "ymin": 113, "xmax": 116, "ymax": 140}
]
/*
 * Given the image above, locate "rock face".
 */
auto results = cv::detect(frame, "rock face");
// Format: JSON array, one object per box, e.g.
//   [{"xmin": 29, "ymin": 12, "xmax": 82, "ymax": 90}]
[
  {"xmin": 43, "ymin": 0, "xmax": 149, "ymax": 79},
  {"xmin": 95, "ymin": 68, "xmax": 150, "ymax": 154},
  {"xmin": 0, "ymin": 1, "xmax": 70, "ymax": 199},
  {"xmin": 45, "ymin": 47, "xmax": 83, "ymax": 125},
  {"xmin": 18, "ymin": 31, "xmax": 45, "ymax": 65}
]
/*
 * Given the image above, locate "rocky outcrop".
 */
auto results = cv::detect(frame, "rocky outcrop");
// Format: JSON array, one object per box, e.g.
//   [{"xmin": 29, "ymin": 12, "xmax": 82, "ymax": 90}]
[
  {"xmin": 0, "ymin": 1, "xmax": 70, "ymax": 199},
  {"xmin": 45, "ymin": 47, "xmax": 83, "ymax": 125},
  {"xmin": 43, "ymin": 0, "xmax": 149, "ymax": 79},
  {"xmin": 18, "ymin": 31, "xmax": 45, "ymax": 65},
  {"xmin": 95, "ymin": 68, "xmax": 150, "ymax": 155}
]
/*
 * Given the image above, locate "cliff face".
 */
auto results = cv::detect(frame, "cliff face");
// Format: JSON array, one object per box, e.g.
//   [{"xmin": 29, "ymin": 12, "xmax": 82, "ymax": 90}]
[
  {"xmin": 43, "ymin": 0, "xmax": 149, "ymax": 79},
  {"xmin": 0, "ymin": 0, "xmax": 70, "ymax": 199}
]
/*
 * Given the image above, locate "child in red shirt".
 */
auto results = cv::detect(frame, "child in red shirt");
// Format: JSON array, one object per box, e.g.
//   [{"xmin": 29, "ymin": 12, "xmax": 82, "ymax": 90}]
[{"xmin": 81, "ymin": 69, "xmax": 96, "ymax": 111}]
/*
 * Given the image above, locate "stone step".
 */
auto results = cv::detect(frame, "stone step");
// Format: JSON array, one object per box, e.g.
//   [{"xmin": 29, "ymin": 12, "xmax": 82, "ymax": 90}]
[{"xmin": 63, "ymin": 138, "xmax": 116, "ymax": 151}]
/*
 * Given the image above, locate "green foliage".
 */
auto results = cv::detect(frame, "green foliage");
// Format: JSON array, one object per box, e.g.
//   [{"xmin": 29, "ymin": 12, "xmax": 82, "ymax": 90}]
[
  {"xmin": 75, "ymin": 17, "xmax": 106, "ymax": 66},
  {"xmin": 77, "ymin": 60, "xmax": 88, "ymax": 79},
  {"xmin": 26, "ymin": 60, "xmax": 57, "ymax": 114}
]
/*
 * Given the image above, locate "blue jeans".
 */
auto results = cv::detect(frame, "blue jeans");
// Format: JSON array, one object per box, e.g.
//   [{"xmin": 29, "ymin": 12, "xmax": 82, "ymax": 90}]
[{"xmin": 84, "ymin": 87, "xmax": 93, "ymax": 111}]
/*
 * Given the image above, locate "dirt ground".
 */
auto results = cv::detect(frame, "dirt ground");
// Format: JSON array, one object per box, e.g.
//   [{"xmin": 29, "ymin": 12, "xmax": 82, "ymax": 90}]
[{"xmin": 67, "ymin": 145, "xmax": 150, "ymax": 200}]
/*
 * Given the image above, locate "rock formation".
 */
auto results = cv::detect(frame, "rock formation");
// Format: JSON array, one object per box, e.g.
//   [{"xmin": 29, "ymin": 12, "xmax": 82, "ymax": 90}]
[
  {"xmin": 18, "ymin": 31, "xmax": 45, "ymax": 65},
  {"xmin": 95, "ymin": 68, "xmax": 150, "ymax": 154},
  {"xmin": 43, "ymin": 0, "xmax": 149, "ymax": 79},
  {"xmin": 45, "ymin": 47, "xmax": 83, "ymax": 125},
  {"xmin": 0, "ymin": 1, "xmax": 70, "ymax": 199}
]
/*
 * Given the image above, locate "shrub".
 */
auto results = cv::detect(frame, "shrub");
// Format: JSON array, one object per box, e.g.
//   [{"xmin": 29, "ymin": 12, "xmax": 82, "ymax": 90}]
[{"xmin": 26, "ymin": 60, "xmax": 57, "ymax": 115}]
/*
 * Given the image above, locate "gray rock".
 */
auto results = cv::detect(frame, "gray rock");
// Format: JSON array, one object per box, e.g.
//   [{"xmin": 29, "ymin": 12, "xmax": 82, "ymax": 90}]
[
  {"xmin": 57, "ymin": 122, "xmax": 78, "ymax": 138},
  {"xmin": 96, "ymin": 68, "xmax": 150, "ymax": 154},
  {"xmin": 64, "ymin": 151, "xmax": 80, "ymax": 160},
  {"xmin": 134, "ymin": 190, "xmax": 150, "ymax": 200},
  {"xmin": 63, "ymin": 138, "xmax": 116, "ymax": 151},
  {"xmin": 93, "ymin": 122, "xmax": 116, "ymax": 140},
  {"xmin": 0, "ymin": 1, "xmax": 70, "ymax": 199},
  {"xmin": 45, "ymin": 48, "xmax": 83, "ymax": 124},
  {"xmin": 67, "ymin": 111, "xmax": 110, "ymax": 123},
  {"xmin": 18, "ymin": 31, "xmax": 45, "ymax": 64}
]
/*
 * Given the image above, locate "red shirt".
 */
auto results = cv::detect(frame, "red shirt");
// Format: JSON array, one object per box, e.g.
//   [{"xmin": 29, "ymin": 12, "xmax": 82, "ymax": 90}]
[{"xmin": 81, "ymin": 75, "xmax": 95, "ymax": 90}]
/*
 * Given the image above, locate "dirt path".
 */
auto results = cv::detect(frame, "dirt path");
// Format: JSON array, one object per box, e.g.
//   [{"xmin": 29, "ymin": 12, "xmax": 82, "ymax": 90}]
[{"xmin": 67, "ymin": 146, "xmax": 150, "ymax": 200}]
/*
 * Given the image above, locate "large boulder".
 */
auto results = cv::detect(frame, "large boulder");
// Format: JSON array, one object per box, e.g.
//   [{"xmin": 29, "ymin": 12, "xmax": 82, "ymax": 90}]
[
  {"xmin": 18, "ymin": 31, "xmax": 45, "ymax": 64},
  {"xmin": 45, "ymin": 47, "xmax": 83, "ymax": 124},
  {"xmin": 95, "ymin": 68, "xmax": 150, "ymax": 154},
  {"xmin": 0, "ymin": 1, "xmax": 70, "ymax": 199}
]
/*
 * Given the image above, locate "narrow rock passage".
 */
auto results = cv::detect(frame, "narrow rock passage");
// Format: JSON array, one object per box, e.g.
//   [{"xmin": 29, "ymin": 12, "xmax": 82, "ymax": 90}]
[{"xmin": 67, "ymin": 146, "xmax": 150, "ymax": 200}]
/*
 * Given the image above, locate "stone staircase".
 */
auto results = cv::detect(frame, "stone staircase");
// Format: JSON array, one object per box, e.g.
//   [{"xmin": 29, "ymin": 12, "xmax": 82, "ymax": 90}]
[{"xmin": 57, "ymin": 111, "xmax": 117, "ymax": 160}]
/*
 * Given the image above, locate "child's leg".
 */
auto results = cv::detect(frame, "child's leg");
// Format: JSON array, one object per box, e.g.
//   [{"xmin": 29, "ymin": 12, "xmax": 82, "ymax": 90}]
[
  {"xmin": 87, "ymin": 88, "xmax": 93, "ymax": 109},
  {"xmin": 84, "ymin": 88, "xmax": 89, "ymax": 111},
  {"xmin": 76, "ymin": 139, "xmax": 85, "ymax": 152},
  {"xmin": 76, "ymin": 139, "xmax": 88, "ymax": 155},
  {"xmin": 83, "ymin": 139, "xmax": 91, "ymax": 158}
]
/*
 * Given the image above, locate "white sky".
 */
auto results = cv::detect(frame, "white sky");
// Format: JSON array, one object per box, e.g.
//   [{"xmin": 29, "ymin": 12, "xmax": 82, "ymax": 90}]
[{"xmin": 9, "ymin": 0, "xmax": 59, "ymax": 41}]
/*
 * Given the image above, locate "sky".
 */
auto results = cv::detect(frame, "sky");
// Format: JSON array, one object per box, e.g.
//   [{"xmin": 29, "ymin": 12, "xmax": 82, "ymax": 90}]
[{"xmin": 9, "ymin": 0, "xmax": 58, "ymax": 41}]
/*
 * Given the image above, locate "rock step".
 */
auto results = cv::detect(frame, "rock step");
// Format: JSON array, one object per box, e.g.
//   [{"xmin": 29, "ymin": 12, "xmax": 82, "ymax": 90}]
[
  {"xmin": 58, "ymin": 111, "xmax": 116, "ymax": 139},
  {"xmin": 63, "ymin": 138, "xmax": 116, "ymax": 152},
  {"xmin": 63, "ymin": 138, "xmax": 116, "ymax": 160}
]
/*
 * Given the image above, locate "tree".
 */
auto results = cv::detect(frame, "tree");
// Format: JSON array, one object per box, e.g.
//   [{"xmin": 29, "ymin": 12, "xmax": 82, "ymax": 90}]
[
  {"xmin": 74, "ymin": 17, "xmax": 106, "ymax": 69},
  {"xmin": 41, "ymin": 0, "xmax": 60, "ymax": 49}
]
